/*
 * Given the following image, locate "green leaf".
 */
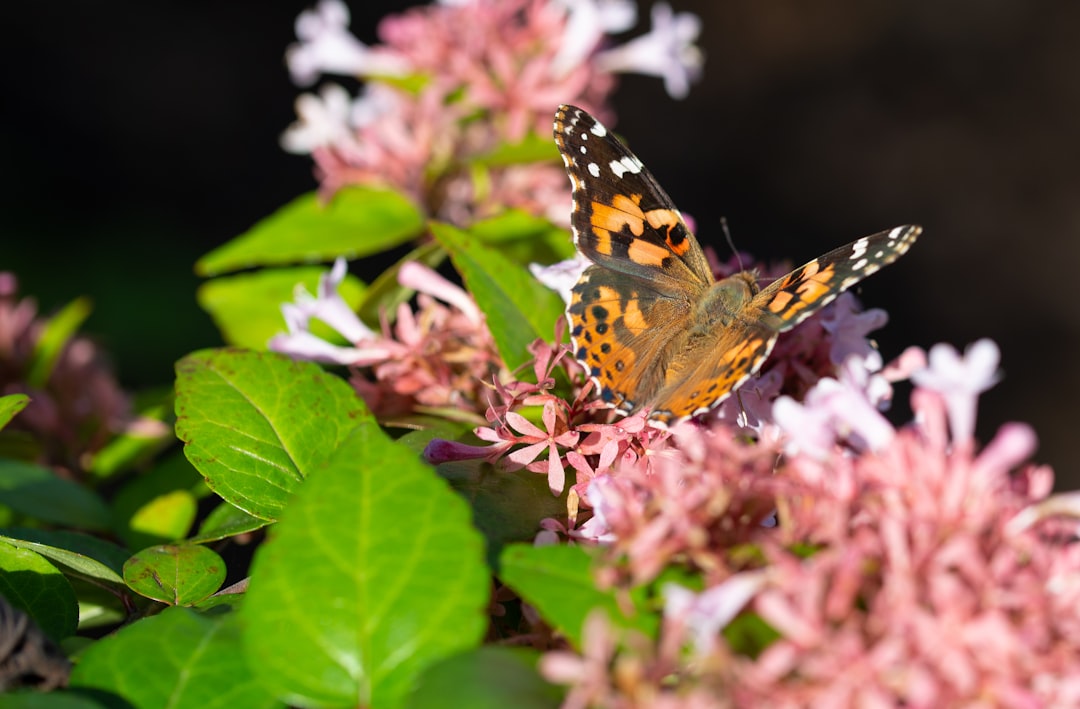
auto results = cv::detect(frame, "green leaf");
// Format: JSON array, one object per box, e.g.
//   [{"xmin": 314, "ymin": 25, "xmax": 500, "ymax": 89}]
[
  {"xmin": 405, "ymin": 647, "xmax": 562, "ymax": 709},
  {"xmin": 470, "ymin": 211, "xmax": 575, "ymax": 265},
  {"xmin": 356, "ymin": 240, "xmax": 447, "ymax": 327},
  {"xmin": 0, "ymin": 529, "xmax": 127, "ymax": 584},
  {"xmin": 123, "ymin": 544, "xmax": 226, "ymax": 606},
  {"xmin": 87, "ymin": 388, "xmax": 176, "ymax": 480},
  {"xmin": 27, "ymin": 297, "xmax": 92, "ymax": 388},
  {"xmin": 70, "ymin": 606, "xmax": 284, "ymax": 709},
  {"xmin": 127, "ymin": 491, "xmax": 198, "ymax": 544},
  {"xmin": 0, "ymin": 393, "xmax": 30, "ymax": 430},
  {"xmin": 430, "ymin": 222, "xmax": 564, "ymax": 372},
  {"xmin": 174, "ymin": 348, "xmax": 372, "ymax": 521},
  {"xmin": 499, "ymin": 544, "xmax": 658, "ymax": 648},
  {"xmin": 196, "ymin": 187, "xmax": 425, "ymax": 277},
  {"xmin": 0, "ymin": 693, "xmax": 109, "ymax": 708},
  {"xmin": 0, "ymin": 540, "xmax": 78, "ymax": 641},
  {"xmin": 437, "ymin": 460, "xmax": 569, "ymax": 571},
  {"xmin": 723, "ymin": 611, "xmax": 782, "ymax": 659},
  {"xmin": 188, "ymin": 501, "xmax": 270, "ymax": 544},
  {"xmin": 111, "ymin": 452, "xmax": 206, "ymax": 549},
  {"xmin": 0, "ymin": 460, "xmax": 111, "ymax": 530},
  {"xmin": 197, "ymin": 266, "xmax": 366, "ymax": 349},
  {"xmin": 243, "ymin": 424, "xmax": 488, "ymax": 709}
]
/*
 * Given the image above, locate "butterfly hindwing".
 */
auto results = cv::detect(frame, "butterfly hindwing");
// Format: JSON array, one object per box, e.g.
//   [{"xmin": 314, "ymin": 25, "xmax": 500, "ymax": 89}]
[{"xmin": 568, "ymin": 264, "xmax": 693, "ymax": 413}]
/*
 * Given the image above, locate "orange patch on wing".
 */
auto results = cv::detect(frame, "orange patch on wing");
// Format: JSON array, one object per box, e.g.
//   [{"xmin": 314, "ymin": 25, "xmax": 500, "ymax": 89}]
[
  {"xmin": 795, "ymin": 264, "xmax": 837, "ymax": 304},
  {"xmin": 591, "ymin": 195, "xmax": 646, "ymax": 236},
  {"xmin": 644, "ymin": 208, "xmax": 691, "ymax": 256},
  {"xmin": 767, "ymin": 290, "xmax": 794, "ymax": 313},
  {"xmin": 626, "ymin": 239, "xmax": 669, "ymax": 267},
  {"xmin": 621, "ymin": 297, "xmax": 649, "ymax": 334}
]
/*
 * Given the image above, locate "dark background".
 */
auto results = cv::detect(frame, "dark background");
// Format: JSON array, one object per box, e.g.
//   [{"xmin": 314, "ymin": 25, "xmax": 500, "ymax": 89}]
[{"xmin": 5, "ymin": 1, "xmax": 1078, "ymax": 485}]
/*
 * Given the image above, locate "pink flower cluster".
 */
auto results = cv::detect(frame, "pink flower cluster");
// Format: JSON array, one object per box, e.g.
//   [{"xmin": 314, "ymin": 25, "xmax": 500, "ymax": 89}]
[
  {"xmin": 535, "ymin": 340, "xmax": 1080, "ymax": 706},
  {"xmin": 281, "ymin": 0, "xmax": 702, "ymax": 225},
  {"xmin": 0, "ymin": 273, "xmax": 132, "ymax": 476},
  {"xmin": 270, "ymin": 258, "xmax": 501, "ymax": 419}
]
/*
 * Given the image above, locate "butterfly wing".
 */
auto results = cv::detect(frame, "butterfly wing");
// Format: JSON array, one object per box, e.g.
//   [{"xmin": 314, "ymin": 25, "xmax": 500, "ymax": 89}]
[
  {"xmin": 568, "ymin": 264, "xmax": 695, "ymax": 414},
  {"xmin": 647, "ymin": 225, "xmax": 921, "ymax": 425},
  {"xmin": 555, "ymin": 104, "xmax": 714, "ymax": 411},
  {"xmin": 753, "ymin": 225, "xmax": 921, "ymax": 332},
  {"xmin": 554, "ymin": 105, "xmax": 714, "ymax": 289}
]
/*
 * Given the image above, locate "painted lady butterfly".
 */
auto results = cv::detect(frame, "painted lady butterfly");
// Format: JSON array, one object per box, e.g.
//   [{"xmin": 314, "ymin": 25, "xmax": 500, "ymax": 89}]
[{"xmin": 554, "ymin": 105, "xmax": 919, "ymax": 426}]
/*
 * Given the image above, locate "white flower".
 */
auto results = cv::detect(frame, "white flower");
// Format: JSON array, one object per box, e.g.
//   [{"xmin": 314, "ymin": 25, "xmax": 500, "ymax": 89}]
[
  {"xmin": 773, "ymin": 352, "xmax": 895, "ymax": 459},
  {"xmin": 911, "ymin": 339, "xmax": 1000, "ymax": 443},
  {"xmin": 280, "ymin": 84, "xmax": 357, "ymax": 154},
  {"xmin": 551, "ymin": 0, "xmax": 638, "ymax": 77},
  {"xmin": 595, "ymin": 2, "xmax": 703, "ymax": 99},
  {"xmin": 286, "ymin": 0, "xmax": 409, "ymax": 86},
  {"xmin": 664, "ymin": 572, "xmax": 768, "ymax": 656},
  {"xmin": 530, "ymin": 255, "xmax": 590, "ymax": 306},
  {"xmin": 268, "ymin": 258, "xmax": 382, "ymax": 365}
]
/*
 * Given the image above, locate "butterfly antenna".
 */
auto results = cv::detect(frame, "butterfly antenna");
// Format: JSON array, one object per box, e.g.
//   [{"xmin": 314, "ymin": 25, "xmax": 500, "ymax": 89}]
[{"xmin": 721, "ymin": 217, "xmax": 746, "ymax": 272}]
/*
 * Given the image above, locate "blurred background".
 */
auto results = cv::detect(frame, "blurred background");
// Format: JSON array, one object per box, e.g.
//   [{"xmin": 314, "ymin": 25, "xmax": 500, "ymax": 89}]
[{"xmin": 5, "ymin": 1, "xmax": 1078, "ymax": 485}]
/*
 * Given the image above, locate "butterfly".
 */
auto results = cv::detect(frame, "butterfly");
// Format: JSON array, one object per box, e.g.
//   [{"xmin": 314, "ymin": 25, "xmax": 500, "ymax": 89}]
[{"xmin": 553, "ymin": 104, "xmax": 919, "ymax": 427}]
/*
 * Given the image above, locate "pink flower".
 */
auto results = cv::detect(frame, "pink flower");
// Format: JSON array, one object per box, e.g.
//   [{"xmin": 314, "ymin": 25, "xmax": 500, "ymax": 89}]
[
  {"xmin": 484, "ymin": 398, "xmax": 579, "ymax": 494},
  {"xmin": 772, "ymin": 352, "xmax": 895, "ymax": 459},
  {"xmin": 911, "ymin": 339, "xmax": 1000, "ymax": 444},
  {"xmin": 283, "ymin": 0, "xmax": 703, "ymax": 224}
]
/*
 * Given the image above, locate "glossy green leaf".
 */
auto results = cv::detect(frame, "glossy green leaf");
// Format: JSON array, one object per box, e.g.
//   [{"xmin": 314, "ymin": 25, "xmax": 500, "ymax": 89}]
[
  {"xmin": 499, "ymin": 544, "xmax": 658, "ymax": 648},
  {"xmin": 0, "ymin": 393, "xmax": 30, "ymax": 430},
  {"xmin": 0, "ymin": 540, "xmax": 78, "ymax": 641},
  {"xmin": 0, "ymin": 529, "xmax": 127, "ymax": 584},
  {"xmin": 430, "ymin": 222, "xmax": 564, "ymax": 372},
  {"xmin": 70, "ymin": 606, "xmax": 283, "ymax": 709},
  {"xmin": 189, "ymin": 501, "xmax": 270, "ymax": 543},
  {"xmin": 174, "ymin": 348, "xmax": 372, "ymax": 521},
  {"xmin": 405, "ymin": 647, "xmax": 562, "ymax": 709},
  {"xmin": 197, "ymin": 266, "xmax": 365, "ymax": 349},
  {"xmin": 27, "ymin": 296, "xmax": 92, "ymax": 388},
  {"xmin": 243, "ymin": 424, "xmax": 488, "ymax": 709},
  {"xmin": 127, "ymin": 490, "xmax": 198, "ymax": 543},
  {"xmin": 0, "ymin": 460, "xmax": 111, "ymax": 530},
  {"xmin": 123, "ymin": 544, "xmax": 226, "ymax": 606},
  {"xmin": 196, "ymin": 187, "xmax": 424, "ymax": 276},
  {"xmin": 470, "ymin": 211, "xmax": 574, "ymax": 265},
  {"xmin": 437, "ymin": 460, "xmax": 569, "ymax": 570}
]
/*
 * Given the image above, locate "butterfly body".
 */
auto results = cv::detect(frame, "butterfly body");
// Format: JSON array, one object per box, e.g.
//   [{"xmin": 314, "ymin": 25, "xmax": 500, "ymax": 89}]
[{"xmin": 554, "ymin": 105, "xmax": 919, "ymax": 426}]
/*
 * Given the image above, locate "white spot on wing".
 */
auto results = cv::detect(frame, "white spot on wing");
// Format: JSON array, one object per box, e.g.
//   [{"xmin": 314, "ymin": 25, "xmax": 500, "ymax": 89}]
[
  {"xmin": 850, "ymin": 237, "xmax": 869, "ymax": 259},
  {"xmin": 852, "ymin": 257, "xmax": 869, "ymax": 271},
  {"xmin": 588, "ymin": 163, "xmax": 601, "ymax": 177},
  {"xmin": 590, "ymin": 122, "xmax": 607, "ymax": 137}
]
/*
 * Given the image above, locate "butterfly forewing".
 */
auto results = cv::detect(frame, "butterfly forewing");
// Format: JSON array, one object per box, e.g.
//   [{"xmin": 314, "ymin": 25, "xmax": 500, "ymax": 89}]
[
  {"xmin": 753, "ymin": 225, "xmax": 921, "ymax": 332},
  {"xmin": 554, "ymin": 105, "xmax": 714, "ymax": 289}
]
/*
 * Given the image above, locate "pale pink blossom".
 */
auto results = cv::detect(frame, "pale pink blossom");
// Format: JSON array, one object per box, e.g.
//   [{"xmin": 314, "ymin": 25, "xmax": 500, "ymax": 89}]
[
  {"xmin": 595, "ymin": 2, "xmax": 703, "ymax": 99},
  {"xmin": 911, "ymin": 338, "xmax": 1000, "ymax": 443}
]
